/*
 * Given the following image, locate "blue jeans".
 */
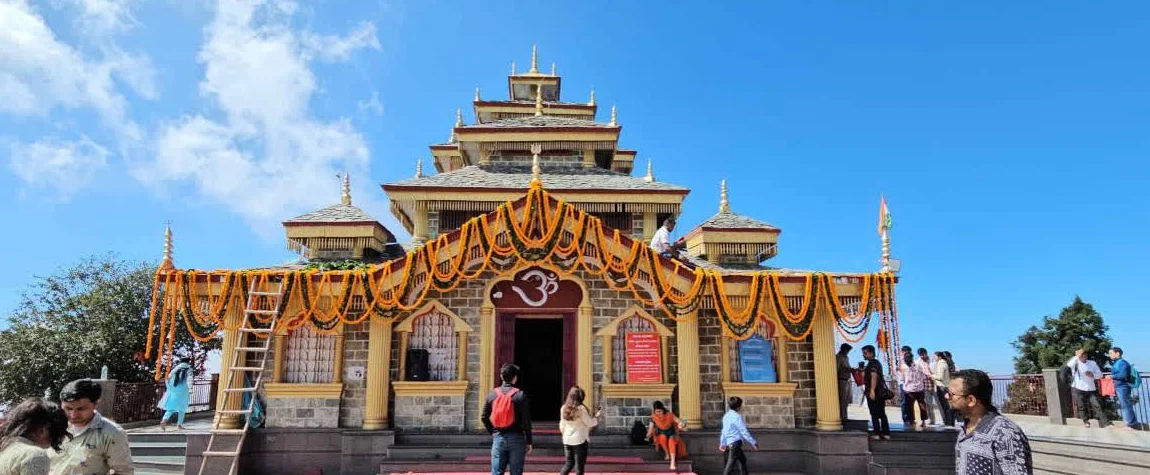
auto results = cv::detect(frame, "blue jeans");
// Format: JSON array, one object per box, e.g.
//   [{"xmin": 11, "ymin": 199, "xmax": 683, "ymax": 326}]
[
  {"xmin": 491, "ymin": 432, "xmax": 526, "ymax": 475},
  {"xmin": 899, "ymin": 385, "xmax": 913, "ymax": 423},
  {"xmin": 1114, "ymin": 383, "xmax": 1139, "ymax": 426}
]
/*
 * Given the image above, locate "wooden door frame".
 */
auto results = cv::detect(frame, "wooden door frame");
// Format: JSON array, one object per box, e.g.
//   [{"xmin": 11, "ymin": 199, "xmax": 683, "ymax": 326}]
[{"xmin": 494, "ymin": 310, "xmax": 577, "ymax": 393}]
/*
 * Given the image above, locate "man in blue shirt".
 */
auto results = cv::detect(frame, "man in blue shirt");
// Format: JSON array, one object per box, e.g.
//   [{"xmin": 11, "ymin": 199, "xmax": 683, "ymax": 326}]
[
  {"xmin": 1108, "ymin": 347, "xmax": 1140, "ymax": 430},
  {"xmin": 719, "ymin": 396, "xmax": 758, "ymax": 475}
]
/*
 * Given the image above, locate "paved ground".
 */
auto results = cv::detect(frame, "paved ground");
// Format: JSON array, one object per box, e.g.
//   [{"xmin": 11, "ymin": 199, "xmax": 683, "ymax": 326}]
[
  {"xmin": 126, "ymin": 417, "xmax": 213, "ymax": 434},
  {"xmin": 847, "ymin": 402, "xmax": 1150, "ymax": 448}
]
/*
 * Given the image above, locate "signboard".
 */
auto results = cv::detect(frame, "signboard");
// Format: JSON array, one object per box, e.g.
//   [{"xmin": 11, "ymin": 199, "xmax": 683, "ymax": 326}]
[
  {"xmin": 625, "ymin": 332, "xmax": 662, "ymax": 383},
  {"xmin": 739, "ymin": 335, "xmax": 777, "ymax": 383}
]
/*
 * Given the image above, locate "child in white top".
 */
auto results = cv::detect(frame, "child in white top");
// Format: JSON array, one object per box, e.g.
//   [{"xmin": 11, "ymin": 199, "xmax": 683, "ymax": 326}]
[{"xmin": 558, "ymin": 386, "xmax": 602, "ymax": 475}]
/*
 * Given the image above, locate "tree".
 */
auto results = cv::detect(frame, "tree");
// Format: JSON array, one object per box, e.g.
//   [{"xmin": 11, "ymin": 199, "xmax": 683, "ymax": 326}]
[
  {"xmin": 1011, "ymin": 296, "xmax": 1112, "ymax": 374},
  {"xmin": 0, "ymin": 254, "xmax": 218, "ymax": 406}
]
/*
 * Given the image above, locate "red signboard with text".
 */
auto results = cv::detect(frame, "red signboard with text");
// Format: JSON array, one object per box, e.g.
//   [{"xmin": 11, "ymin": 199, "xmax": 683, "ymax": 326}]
[{"xmin": 625, "ymin": 332, "xmax": 662, "ymax": 383}]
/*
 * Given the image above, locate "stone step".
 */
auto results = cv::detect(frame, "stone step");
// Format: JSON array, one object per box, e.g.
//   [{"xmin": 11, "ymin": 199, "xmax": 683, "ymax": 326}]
[
  {"xmin": 394, "ymin": 432, "xmax": 637, "ymax": 446},
  {"xmin": 868, "ymin": 461, "xmax": 955, "ymax": 475},
  {"xmin": 132, "ymin": 455, "xmax": 186, "ymax": 472},
  {"xmin": 387, "ymin": 444, "xmax": 667, "ymax": 460},
  {"xmin": 870, "ymin": 453, "xmax": 954, "ymax": 467},
  {"xmin": 377, "ymin": 460, "xmax": 694, "ymax": 474},
  {"xmin": 127, "ymin": 431, "xmax": 194, "ymax": 444},
  {"xmin": 1030, "ymin": 438, "xmax": 1150, "ymax": 475},
  {"xmin": 130, "ymin": 441, "xmax": 187, "ymax": 457}
]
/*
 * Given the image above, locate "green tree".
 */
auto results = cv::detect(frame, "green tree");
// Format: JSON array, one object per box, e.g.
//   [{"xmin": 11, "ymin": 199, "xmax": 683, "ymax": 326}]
[
  {"xmin": 1011, "ymin": 296, "xmax": 1112, "ymax": 374},
  {"xmin": 0, "ymin": 254, "xmax": 218, "ymax": 406}
]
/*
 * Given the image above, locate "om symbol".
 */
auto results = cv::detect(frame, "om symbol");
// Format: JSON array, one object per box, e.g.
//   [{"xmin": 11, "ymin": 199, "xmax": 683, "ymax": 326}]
[{"xmin": 510, "ymin": 270, "xmax": 560, "ymax": 307}]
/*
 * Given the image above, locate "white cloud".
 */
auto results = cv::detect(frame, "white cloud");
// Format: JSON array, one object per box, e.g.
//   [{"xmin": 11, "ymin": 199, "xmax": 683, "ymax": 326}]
[
  {"xmin": 136, "ymin": 0, "xmax": 383, "ymax": 232},
  {"xmin": 358, "ymin": 91, "xmax": 383, "ymax": 117},
  {"xmin": 67, "ymin": 0, "xmax": 138, "ymax": 37},
  {"xmin": 8, "ymin": 135, "xmax": 109, "ymax": 199}
]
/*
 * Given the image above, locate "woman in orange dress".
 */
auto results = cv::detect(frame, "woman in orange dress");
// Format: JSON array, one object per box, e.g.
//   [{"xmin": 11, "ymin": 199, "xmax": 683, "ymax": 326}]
[{"xmin": 644, "ymin": 401, "xmax": 687, "ymax": 470}]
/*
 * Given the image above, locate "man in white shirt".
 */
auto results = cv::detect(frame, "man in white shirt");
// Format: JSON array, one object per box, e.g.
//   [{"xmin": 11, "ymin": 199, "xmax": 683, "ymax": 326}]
[
  {"xmin": 1066, "ymin": 349, "xmax": 1110, "ymax": 428},
  {"xmin": 649, "ymin": 217, "xmax": 685, "ymax": 259}
]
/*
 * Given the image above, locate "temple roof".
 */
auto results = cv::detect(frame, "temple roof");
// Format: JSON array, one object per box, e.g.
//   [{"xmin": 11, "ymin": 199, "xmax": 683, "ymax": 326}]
[
  {"xmin": 385, "ymin": 165, "xmax": 689, "ymax": 192},
  {"xmin": 284, "ymin": 203, "xmax": 380, "ymax": 224},
  {"xmin": 697, "ymin": 211, "xmax": 779, "ymax": 230},
  {"xmin": 458, "ymin": 116, "xmax": 615, "ymax": 129}
]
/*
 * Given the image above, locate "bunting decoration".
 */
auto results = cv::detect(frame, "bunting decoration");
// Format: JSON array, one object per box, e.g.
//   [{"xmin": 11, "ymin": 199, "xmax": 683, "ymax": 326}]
[{"xmin": 145, "ymin": 182, "xmax": 899, "ymax": 380}]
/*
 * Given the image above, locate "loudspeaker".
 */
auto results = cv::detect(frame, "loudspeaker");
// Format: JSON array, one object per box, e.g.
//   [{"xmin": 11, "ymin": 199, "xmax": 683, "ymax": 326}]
[{"xmin": 406, "ymin": 349, "xmax": 430, "ymax": 381}]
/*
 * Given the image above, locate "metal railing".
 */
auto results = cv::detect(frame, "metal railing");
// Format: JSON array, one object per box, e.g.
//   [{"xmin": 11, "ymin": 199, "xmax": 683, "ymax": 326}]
[
  {"xmin": 112, "ymin": 375, "xmax": 218, "ymax": 424},
  {"xmin": 991, "ymin": 374, "xmax": 1047, "ymax": 416},
  {"xmin": 1069, "ymin": 372, "xmax": 1148, "ymax": 426}
]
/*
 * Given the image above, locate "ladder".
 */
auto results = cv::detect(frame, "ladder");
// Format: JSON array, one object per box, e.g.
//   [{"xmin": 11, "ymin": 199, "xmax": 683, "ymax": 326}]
[{"xmin": 198, "ymin": 274, "xmax": 283, "ymax": 475}]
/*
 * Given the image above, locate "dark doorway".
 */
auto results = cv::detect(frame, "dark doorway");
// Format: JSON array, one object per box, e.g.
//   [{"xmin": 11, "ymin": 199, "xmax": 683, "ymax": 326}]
[{"xmin": 514, "ymin": 318, "xmax": 565, "ymax": 422}]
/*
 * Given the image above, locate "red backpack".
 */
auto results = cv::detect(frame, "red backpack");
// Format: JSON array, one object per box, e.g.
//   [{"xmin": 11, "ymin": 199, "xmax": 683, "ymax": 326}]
[{"xmin": 490, "ymin": 387, "xmax": 519, "ymax": 429}]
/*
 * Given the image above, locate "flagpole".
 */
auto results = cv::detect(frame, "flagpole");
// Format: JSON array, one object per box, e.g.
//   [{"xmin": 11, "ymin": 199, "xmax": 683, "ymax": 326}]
[{"xmin": 881, "ymin": 228, "xmax": 890, "ymax": 272}]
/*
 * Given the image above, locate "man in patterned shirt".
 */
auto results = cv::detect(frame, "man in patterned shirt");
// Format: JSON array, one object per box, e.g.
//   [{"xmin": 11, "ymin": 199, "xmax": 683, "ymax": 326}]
[{"xmin": 947, "ymin": 369, "xmax": 1032, "ymax": 475}]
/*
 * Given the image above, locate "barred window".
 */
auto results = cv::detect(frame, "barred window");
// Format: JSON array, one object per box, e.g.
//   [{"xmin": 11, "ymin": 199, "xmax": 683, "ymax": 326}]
[
  {"xmin": 410, "ymin": 310, "xmax": 458, "ymax": 381},
  {"xmin": 283, "ymin": 325, "xmax": 336, "ymax": 383},
  {"xmin": 730, "ymin": 319, "xmax": 778, "ymax": 383},
  {"xmin": 612, "ymin": 315, "xmax": 655, "ymax": 383}
]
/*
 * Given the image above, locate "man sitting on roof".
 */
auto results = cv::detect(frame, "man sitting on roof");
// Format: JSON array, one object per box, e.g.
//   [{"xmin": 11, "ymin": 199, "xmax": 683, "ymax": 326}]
[{"xmin": 650, "ymin": 217, "xmax": 688, "ymax": 262}]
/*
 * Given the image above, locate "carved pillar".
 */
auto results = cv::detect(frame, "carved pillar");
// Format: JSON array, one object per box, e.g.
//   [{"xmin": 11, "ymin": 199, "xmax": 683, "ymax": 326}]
[
  {"xmin": 363, "ymin": 319, "xmax": 392, "ymax": 430},
  {"xmin": 776, "ymin": 337, "xmax": 789, "ymax": 383},
  {"xmin": 333, "ymin": 324, "xmax": 345, "ymax": 384},
  {"xmin": 720, "ymin": 336, "xmax": 732, "ymax": 383},
  {"xmin": 600, "ymin": 335, "xmax": 614, "ymax": 384},
  {"xmin": 215, "ymin": 307, "xmax": 244, "ymax": 429},
  {"xmin": 577, "ymin": 306, "xmax": 594, "ymax": 410},
  {"xmin": 812, "ymin": 307, "xmax": 842, "ymax": 431},
  {"xmin": 642, "ymin": 212, "xmax": 658, "ymax": 241},
  {"xmin": 676, "ymin": 315, "xmax": 703, "ymax": 429},
  {"xmin": 272, "ymin": 333, "xmax": 286, "ymax": 383},
  {"xmin": 457, "ymin": 332, "xmax": 469, "ymax": 381},
  {"xmin": 477, "ymin": 307, "xmax": 495, "ymax": 430},
  {"xmin": 412, "ymin": 202, "xmax": 430, "ymax": 246},
  {"xmin": 396, "ymin": 332, "xmax": 410, "ymax": 382}
]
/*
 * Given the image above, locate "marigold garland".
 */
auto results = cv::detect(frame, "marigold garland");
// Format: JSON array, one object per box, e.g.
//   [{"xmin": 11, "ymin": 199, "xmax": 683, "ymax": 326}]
[{"xmin": 145, "ymin": 184, "xmax": 899, "ymax": 379}]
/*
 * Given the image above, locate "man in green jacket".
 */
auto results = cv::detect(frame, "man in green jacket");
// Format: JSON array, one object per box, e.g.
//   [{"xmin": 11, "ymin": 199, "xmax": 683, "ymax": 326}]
[{"xmin": 51, "ymin": 379, "xmax": 134, "ymax": 474}]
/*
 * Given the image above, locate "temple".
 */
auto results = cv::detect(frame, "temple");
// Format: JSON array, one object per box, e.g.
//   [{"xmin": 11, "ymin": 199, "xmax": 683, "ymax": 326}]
[{"xmin": 151, "ymin": 47, "xmax": 917, "ymax": 475}]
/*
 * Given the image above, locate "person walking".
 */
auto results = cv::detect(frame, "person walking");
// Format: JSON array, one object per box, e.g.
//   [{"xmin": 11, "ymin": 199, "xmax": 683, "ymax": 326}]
[
  {"xmin": 482, "ymin": 363, "xmax": 533, "ymax": 475},
  {"xmin": 51, "ymin": 379, "xmax": 134, "ymax": 475},
  {"xmin": 862, "ymin": 345, "xmax": 891, "ymax": 440},
  {"xmin": 1065, "ymin": 349, "xmax": 1109, "ymax": 428},
  {"xmin": 947, "ymin": 369, "xmax": 1033, "ymax": 474},
  {"xmin": 1108, "ymin": 347, "xmax": 1141, "ymax": 430},
  {"xmin": 932, "ymin": 351, "xmax": 956, "ymax": 427},
  {"xmin": 159, "ymin": 357, "xmax": 193, "ymax": 431},
  {"xmin": 0, "ymin": 398, "xmax": 70, "ymax": 475},
  {"xmin": 558, "ymin": 386, "xmax": 600, "ymax": 475},
  {"xmin": 836, "ymin": 343, "xmax": 853, "ymax": 422},
  {"xmin": 897, "ymin": 346, "xmax": 914, "ymax": 425},
  {"xmin": 719, "ymin": 396, "xmax": 758, "ymax": 475},
  {"xmin": 916, "ymin": 348, "xmax": 939, "ymax": 426},
  {"xmin": 899, "ymin": 350, "xmax": 930, "ymax": 428}
]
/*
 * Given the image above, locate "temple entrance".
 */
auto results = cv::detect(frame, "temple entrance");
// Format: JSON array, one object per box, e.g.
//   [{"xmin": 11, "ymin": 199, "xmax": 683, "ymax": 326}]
[{"xmin": 514, "ymin": 317, "xmax": 565, "ymax": 422}]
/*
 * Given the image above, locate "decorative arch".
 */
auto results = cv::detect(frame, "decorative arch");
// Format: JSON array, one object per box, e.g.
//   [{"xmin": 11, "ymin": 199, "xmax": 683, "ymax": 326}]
[
  {"xmin": 476, "ymin": 265, "xmax": 594, "ymax": 429},
  {"xmin": 394, "ymin": 299, "xmax": 473, "ymax": 383},
  {"xmin": 597, "ymin": 305, "xmax": 673, "ymax": 385},
  {"xmin": 596, "ymin": 305, "xmax": 674, "ymax": 338},
  {"xmin": 396, "ymin": 300, "xmax": 474, "ymax": 333}
]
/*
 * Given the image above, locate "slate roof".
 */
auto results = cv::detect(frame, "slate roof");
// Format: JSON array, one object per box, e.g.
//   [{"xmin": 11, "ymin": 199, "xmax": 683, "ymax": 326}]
[
  {"xmin": 284, "ymin": 204, "xmax": 380, "ymax": 223},
  {"xmin": 679, "ymin": 254, "xmax": 822, "ymax": 275},
  {"xmin": 460, "ymin": 116, "xmax": 615, "ymax": 129},
  {"xmin": 697, "ymin": 211, "xmax": 778, "ymax": 230},
  {"xmin": 385, "ymin": 165, "xmax": 688, "ymax": 191}
]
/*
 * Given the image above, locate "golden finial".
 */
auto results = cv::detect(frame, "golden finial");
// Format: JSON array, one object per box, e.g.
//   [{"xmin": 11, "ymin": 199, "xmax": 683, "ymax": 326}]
[
  {"xmin": 644, "ymin": 158, "xmax": 654, "ymax": 182},
  {"xmin": 511, "ymin": 61, "xmax": 516, "ymax": 75},
  {"xmin": 475, "ymin": 86, "xmax": 481, "ymax": 101},
  {"xmin": 719, "ymin": 180, "xmax": 730, "ymax": 214},
  {"xmin": 455, "ymin": 108, "xmax": 463, "ymax": 127},
  {"xmin": 609, "ymin": 104, "xmax": 617, "ymax": 126},
  {"xmin": 530, "ymin": 143, "xmax": 543, "ymax": 188},
  {"xmin": 159, "ymin": 222, "xmax": 174, "ymax": 271},
  {"xmin": 551, "ymin": 62, "xmax": 556, "ymax": 76},
  {"xmin": 341, "ymin": 172, "xmax": 352, "ymax": 205},
  {"xmin": 588, "ymin": 88, "xmax": 595, "ymax": 106},
  {"xmin": 415, "ymin": 159, "xmax": 424, "ymax": 178},
  {"xmin": 529, "ymin": 44, "xmax": 539, "ymax": 74},
  {"xmin": 535, "ymin": 84, "xmax": 544, "ymax": 116}
]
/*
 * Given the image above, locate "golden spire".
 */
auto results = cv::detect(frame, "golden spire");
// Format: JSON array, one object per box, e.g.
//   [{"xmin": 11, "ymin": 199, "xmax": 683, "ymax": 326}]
[
  {"xmin": 415, "ymin": 159, "xmax": 424, "ymax": 178},
  {"xmin": 644, "ymin": 158, "xmax": 654, "ymax": 182},
  {"xmin": 535, "ymin": 84, "xmax": 544, "ymax": 116},
  {"xmin": 530, "ymin": 143, "xmax": 543, "ymax": 188},
  {"xmin": 551, "ymin": 62, "xmax": 556, "ymax": 76},
  {"xmin": 529, "ymin": 44, "xmax": 539, "ymax": 74},
  {"xmin": 475, "ymin": 86, "xmax": 481, "ymax": 101},
  {"xmin": 588, "ymin": 88, "xmax": 595, "ymax": 106},
  {"xmin": 455, "ymin": 108, "xmax": 464, "ymax": 127},
  {"xmin": 511, "ymin": 61, "xmax": 516, "ymax": 75},
  {"xmin": 609, "ymin": 104, "xmax": 617, "ymax": 126},
  {"xmin": 341, "ymin": 173, "xmax": 352, "ymax": 205},
  {"xmin": 719, "ymin": 180, "xmax": 730, "ymax": 213},
  {"xmin": 159, "ymin": 222, "xmax": 174, "ymax": 271}
]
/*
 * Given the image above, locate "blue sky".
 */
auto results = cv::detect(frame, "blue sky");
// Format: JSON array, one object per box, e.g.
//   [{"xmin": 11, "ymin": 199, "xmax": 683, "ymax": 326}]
[{"xmin": 2, "ymin": 1, "xmax": 1147, "ymax": 375}]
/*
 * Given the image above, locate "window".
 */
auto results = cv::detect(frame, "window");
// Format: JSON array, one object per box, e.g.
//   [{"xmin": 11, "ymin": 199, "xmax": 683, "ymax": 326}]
[
  {"xmin": 409, "ymin": 310, "xmax": 458, "ymax": 381},
  {"xmin": 283, "ymin": 325, "xmax": 336, "ymax": 383},
  {"xmin": 612, "ymin": 315, "xmax": 655, "ymax": 383},
  {"xmin": 729, "ymin": 319, "xmax": 779, "ymax": 383}
]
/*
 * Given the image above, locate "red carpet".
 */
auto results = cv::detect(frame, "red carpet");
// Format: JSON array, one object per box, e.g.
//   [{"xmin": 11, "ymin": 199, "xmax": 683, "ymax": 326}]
[{"xmin": 462, "ymin": 455, "xmax": 643, "ymax": 463}]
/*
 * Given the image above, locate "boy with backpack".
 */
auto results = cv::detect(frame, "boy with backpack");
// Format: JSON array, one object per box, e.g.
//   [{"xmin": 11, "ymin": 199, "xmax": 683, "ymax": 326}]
[
  {"xmin": 1108, "ymin": 347, "xmax": 1141, "ymax": 430},
  {"xmin": 482, "ymin": 363, "xmax": 533, "ymax": 475}
]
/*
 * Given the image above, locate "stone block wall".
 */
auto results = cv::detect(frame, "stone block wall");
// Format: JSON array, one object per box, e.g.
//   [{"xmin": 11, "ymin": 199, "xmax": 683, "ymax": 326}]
[
  {"xmin": 698, "ymin": 310, "xmax": 725, "ymax": 428},
  {"xmin": 787, "ymin": 338, "xmax": 816, "ymax": 427},
  {"xmin": 266, "ymin": 397, "xmax": 340, "ymax": 428},
  {"xmin": 339, "ymin": 322, "xmax": 368, "ymax": 427},
  {"xmin": 602, "ymin": 396, "xmax": 671, "ymax": 432},
  {"xmin": 393, "ymin": 395, "xmax": 466, "ymax": 431},
  {"xmin": 739, "ymin": 395, "xmax": 796, "ymax": 428}
]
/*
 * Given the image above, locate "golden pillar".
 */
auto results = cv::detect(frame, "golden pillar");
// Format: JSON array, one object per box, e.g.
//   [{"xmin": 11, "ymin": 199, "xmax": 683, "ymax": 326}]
[
  {"xmin": 412, "ymin": 202, "xmax": 429, "ymax": 246},
  {"xmin": 577, "ymin": 307, "xmax": 594, "ymax": 410},
  {"xmin": 215, "ymin": 306, "xmax": 244, "ymax": 429},
  {"xmin": 477, "ymin": 307, "xmax": 495, "ymax": 430},
  {"xmin": 582, "ymin": 147, "xmax": 595, "ymax": 168},
  {"xmin": 720, "ymin": 337, "xmax": 732, "ymax": 383},
  {"xmin": 333, "ymin": 324, "xmax": 345, "ymax": 384},
  {"xmin": 363, "ymin": 319, "xmax": 392, "ymax": 430},
  {"xmin": 675, "ymin": 315, "xmax": 703, "ymax": 429},
  {"xmin": 812, "ymin": 307, "xmax": 842, "ymax": 431},
  {"xmin": 642, "ymin": 212, "xmax": 658, "ymax": 242},
  {"xmin": 600, "ymin": 335, "xmax": 613, "ymax": 384},
  {"xmin": 457, "ymin": 332, "xmax": 469, "ymax": 381},
  {"xmin": 271, "ymin": 333, "xmax": 286, "ymax": 383}
]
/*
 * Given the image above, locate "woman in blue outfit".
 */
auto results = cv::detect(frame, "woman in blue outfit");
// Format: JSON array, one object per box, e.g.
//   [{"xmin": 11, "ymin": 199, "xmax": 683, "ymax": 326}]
[{"xmin": 159, "ymin": 357, "xmax": 193, "ymax": 430}]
